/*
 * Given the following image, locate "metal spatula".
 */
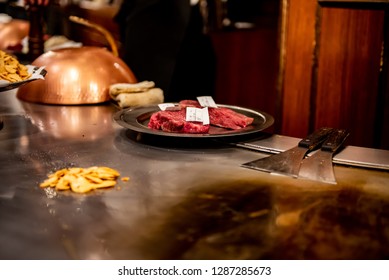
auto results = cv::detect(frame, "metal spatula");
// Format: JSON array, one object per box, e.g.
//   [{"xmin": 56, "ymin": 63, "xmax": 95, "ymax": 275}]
[
  {"xmin": 241, "ymin": 127, "xmax": 334, "ymax": 177},
  {"xmin": 298, "ymin": 128, "xmax": 349, "ymax": 184}
]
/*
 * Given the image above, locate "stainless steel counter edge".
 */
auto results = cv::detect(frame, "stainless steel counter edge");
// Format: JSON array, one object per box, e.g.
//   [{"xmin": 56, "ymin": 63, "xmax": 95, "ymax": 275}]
[{"xmin": 234, "ymin": 134, "xmax": 389, "ymax": 171}]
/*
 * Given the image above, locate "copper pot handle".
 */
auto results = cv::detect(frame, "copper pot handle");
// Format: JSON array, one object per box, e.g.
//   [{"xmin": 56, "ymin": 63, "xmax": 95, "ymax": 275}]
[{"xmin": 68, "ymin": 15, "xmax": 119, "ymax": 57}]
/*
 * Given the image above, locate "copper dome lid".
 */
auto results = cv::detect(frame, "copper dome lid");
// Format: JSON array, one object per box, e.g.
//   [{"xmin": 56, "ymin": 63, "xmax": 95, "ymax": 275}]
[
  {"xmin": 0, "ymin": 19, "xmax": 29, "ymax": 51},
  {"xmin": 17, "ymin": 16, "xmax": 137, "ymax": 105}
]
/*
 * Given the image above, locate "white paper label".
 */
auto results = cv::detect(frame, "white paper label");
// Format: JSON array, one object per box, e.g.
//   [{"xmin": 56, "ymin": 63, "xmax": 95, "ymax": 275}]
[
  {"xmin": 158, "ymin": 103, "xmax": 176, "ymax": 111},
  {"xmin": 186, "ymin": 107, "xmax": 210, "ymax": 125},
  {"xmin": 197, "ymin": 96, "xmax": 218, "ymax": 108}
]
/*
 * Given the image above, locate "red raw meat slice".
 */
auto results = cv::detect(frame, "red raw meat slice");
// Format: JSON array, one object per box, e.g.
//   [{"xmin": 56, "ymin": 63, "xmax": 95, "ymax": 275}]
[
  {"xmin": 148, "ymin": 100, "xmax": 254, "ymax": 133},
  {"xmin": 179, "ymin": 100, "xmax": 253, "ymax": 129},
  {"xmin": 179, "ymin": 100, "xmax": 201, "ymax": 108},
  {"xmin": 148, "ymin": 109, "xmax": 209, "ymax": 134},
  {"xmin": 209, "ymin": 107, "xmax": 254, "ymax": 129}
]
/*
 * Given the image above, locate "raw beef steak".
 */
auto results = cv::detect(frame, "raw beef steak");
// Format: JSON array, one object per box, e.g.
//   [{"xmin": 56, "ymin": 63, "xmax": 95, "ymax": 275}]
[
  {"xmin": 179, "ymin": 100, "xmax": 202, "ymax": 108},
  {"xmin": 180, "ymin": 100, "xmax": 254, "ymax": 129},
  {"xmin": 148, "ymin": 100, "xmax": 254, "ymax": 133},
  {"xmin": 148, "ymin": 109, "xmax": 209, "ymax": 133},
  {"xmin": 208, "ymin": 107, "xmax": 254, "ymax": 129}
]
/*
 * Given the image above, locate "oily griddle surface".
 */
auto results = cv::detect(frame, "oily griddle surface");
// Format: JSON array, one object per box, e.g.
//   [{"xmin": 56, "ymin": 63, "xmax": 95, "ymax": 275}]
[{"xmin": 105, "ymin": 174, "xmax": 389, "ymax": 260}]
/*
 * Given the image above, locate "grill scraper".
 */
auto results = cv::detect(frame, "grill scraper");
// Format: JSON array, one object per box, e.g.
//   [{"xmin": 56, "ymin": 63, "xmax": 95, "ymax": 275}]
[
  {"xmin": 241, "ymin": 127, "xmax": 334, "ymax": 177},
  {"xmin": 298, "ymin": 128, "xmax": 349, "ymax": 184}
]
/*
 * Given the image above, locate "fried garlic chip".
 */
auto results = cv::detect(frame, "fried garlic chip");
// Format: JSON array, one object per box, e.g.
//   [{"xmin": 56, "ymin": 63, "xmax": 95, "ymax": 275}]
[
  {"xmin": 39, "ymin": 166, "xmax": 124, "ymax": 194},
  {"xmin": 0, "ymin": 50, "xmax": 32, "ymax": 82}
]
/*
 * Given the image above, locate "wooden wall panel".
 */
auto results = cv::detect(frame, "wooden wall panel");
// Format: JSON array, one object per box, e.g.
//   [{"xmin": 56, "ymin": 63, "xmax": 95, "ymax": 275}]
[
  {"xmin": 211, "ymin": 28, "xmax": 279, "ymax": 121},
  {"xmin": 280, "ymin": 0, "xmax": 317, "ymax": 138},
  {"xmin": 315, "ymin": 8, "xmax": 384, "ymax": 147},
  {"xmin": 280, "ymin": 0, "xmax": 387, "ymax": 148},
  {"xmin": 383, "ymin": 49, "xmax": 389, "ymax": 149},
  {"xmin": 379, "ymin": 10, "xmax": 389, "ymax": 150}
]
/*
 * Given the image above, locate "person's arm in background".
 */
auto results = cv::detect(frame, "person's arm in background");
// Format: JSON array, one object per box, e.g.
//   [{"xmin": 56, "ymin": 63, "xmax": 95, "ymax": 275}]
[{"xmin": 118, "ymin": 0, "xmax": 191, "ymax": 101}]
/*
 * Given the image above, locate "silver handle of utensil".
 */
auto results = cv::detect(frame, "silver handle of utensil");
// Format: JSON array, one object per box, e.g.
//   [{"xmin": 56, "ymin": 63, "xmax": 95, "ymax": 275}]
[
  {"xmin": 321, "ymin": 128, "xmax": 349, "ymax": 152},
  {"xmin": 298, "ymin": 127, "xmax": 334, "ymax": 150}
]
